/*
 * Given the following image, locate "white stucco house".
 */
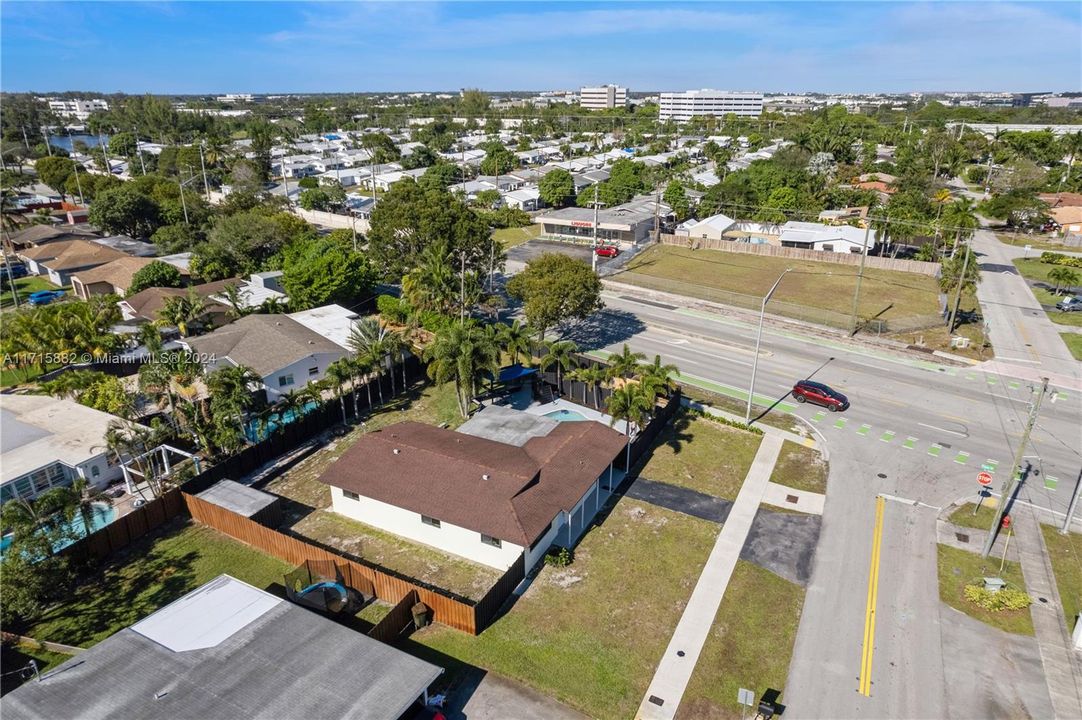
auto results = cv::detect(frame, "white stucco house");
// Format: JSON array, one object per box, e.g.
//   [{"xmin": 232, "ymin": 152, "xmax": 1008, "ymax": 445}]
[
  {"xmin": 675, "ymin": 212, "xmax": 737, "ymax": 241},
  {"xmin": 317, "ymin": 408, "xmax": 627, "ymax": 571},
  {"xmin": 778, "ymin": 221, "xmax": 873, "ymax": 253},
  {"xmin": 0, "ymin": 395, "xmax": 125, "ymax": 504},
  {"xmin": 181, "ymin": 314, "xmax": 348, "ymax": 404}
]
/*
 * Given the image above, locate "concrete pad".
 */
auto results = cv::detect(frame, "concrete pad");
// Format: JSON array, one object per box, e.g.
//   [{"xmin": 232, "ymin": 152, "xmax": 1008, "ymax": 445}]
[
  {"xmin": 940, "ymin": 605, "xmax": 1054, "ymax": 720},
  {"xmin": 739, "ymin": 508, "xmax": 822, "ymax": 587},
  {"xmin": 446, "ymin": 670, "xmax": 588, "ymax": 720},
  {"xmin": 762, "ymin": 482, "xmax": 825, "ymax": 515},
  {"xmin": 625, "ymin": 476, "xmax": 732, "ymax": 524}
]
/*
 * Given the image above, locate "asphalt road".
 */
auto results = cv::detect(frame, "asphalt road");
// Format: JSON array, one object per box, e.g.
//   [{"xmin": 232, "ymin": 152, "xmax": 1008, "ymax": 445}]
[{"xmin": 577, "ymin": 288, "xmax": 1081, "ymax": 718}]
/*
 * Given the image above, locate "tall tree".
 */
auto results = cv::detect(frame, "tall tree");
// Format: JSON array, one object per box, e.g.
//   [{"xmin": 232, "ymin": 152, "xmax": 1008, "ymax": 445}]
[
  {"xmin": 423, "ymin": 322, "xmax": 499, "ymax": 418},
  {"xmin": 505, "ymin": 253, "xmax": 603, "ymax": 341}
]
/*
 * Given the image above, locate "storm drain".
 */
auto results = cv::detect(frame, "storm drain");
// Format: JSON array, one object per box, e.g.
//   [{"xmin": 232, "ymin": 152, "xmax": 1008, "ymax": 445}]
[
  {"xmin": 649, "ymin": 696, "xmax": 664, "ymax": 706},
  {"xmin": 956, "ymin": 533, "xmax": 970, "ymax": 543},
  {"xmin": 786, "ymin": 494, "xmax": 799, "ymax": 504}
]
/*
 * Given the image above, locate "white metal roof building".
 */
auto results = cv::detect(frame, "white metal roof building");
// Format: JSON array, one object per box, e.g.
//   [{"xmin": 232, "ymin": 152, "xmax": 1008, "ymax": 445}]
[
  {"xmin": 287, "ymin": 304, "xmax": 360, "ymax": 350},
  {"xmin": 1, "ymin": 575, "xmax": 443, "ymax": 720}
]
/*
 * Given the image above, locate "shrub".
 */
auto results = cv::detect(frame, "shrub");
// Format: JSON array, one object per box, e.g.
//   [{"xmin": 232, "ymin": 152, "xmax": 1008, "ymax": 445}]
[
  {"xmin": 376, "ymin": 294, "xmax": 409, "ymax": 324},
  {"xmin": 544, "ymin": 547, "xmax": 574, "ymax": 567},
  {"xmin": 965, "ymin": 165, "xmax": 988, "ymax": 184},
  {"xmin": 418, "ymin": 309, "xmax": 453, "ymax": 333},
  {"xmin": 963, "ymin": 583, "xmax": 1033, "ymax": 611},
  {"xmin": 686, "ymin": 407, "xmax": 764, "ymax": 435},
  {"xmin": 1040, "ymin": 252, "xmax": 1082, "ymax": 269},
  {"xmin": 297, "ymin": 177, "xmax": 319, "ymax": 189}
]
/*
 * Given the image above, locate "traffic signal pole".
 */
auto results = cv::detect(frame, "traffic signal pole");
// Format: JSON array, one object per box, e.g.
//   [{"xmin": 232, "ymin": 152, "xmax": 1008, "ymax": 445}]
[{"xmin": 981, "ymin": 377, "xmax": 1048, "ymax": 557}]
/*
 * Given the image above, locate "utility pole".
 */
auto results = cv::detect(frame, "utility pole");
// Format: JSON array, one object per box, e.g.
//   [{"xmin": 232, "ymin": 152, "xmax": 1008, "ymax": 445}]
[
  {"xmin": 99, "ymin": 133, "xmax": 112, "ymax": 175},
  {"xmin": 199, "ymin": 141, "xmax": 210, "ymax": 199},
  {"xmin": 591, "ymin": 183, "xmax": 601, "ymax": 273},
  {"xmin": 21, "ymin": 126, "xmax": 30, "ymax": 150},
  {"xmin": 653, "ymin": 183, "xmax": 661, "ymax": 242},
  {"xmin": 135, "ymin": 127, "xmax": 146, "ymax": 175},
  {"xmin": 41, "ymin": 127, "xmax": 52, "ymax": 156},
  {"xmin": 460, "ymin": 251, "xmax": 466, "ymax": 324},
  {"xmin": 3, "ymin": 253, "xmax": 20, "ymax": 308},
  {"xmin": 946, "ymin": 240, "xmax": 972, "ymax": 335},
  {"xmin": 848, "ymin": 222, "xmax": 873, "ymax": 335},
  {"xmin": 71, "ymin": 158, "xmax": 85, "ymax": 205},
  {"xmin": 1063, "ymin": 469, "xmax": 1082, "ymax": 534},
  {"xmin": 982, "ymin": 377, "xmax": 1049, "ymax": 557},
  {"xmin": 178, "ymin": 174, "xmax": 190, "ymax": 226}
]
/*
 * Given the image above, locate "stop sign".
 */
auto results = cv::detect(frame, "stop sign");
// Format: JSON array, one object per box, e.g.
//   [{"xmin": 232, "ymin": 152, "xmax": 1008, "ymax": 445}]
[{"xmin": 977, "ymin": 472, "xmax": 994, "ymax": 487}]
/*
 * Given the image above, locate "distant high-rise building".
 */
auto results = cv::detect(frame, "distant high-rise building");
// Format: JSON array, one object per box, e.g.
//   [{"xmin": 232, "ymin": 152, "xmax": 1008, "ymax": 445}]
[
  {"xmin": 658, "ymin": 90, "xmax": 763, "ymax": 121},
  {"xmin": 580, "ymin": 85, "xmax": 629, "ymax": 110}
]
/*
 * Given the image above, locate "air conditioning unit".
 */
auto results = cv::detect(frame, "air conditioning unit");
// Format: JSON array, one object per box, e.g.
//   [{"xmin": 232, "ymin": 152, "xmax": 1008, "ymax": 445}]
[{"xmin": 950, "ymin": 336, "xmax": 971, "ymax": 349}]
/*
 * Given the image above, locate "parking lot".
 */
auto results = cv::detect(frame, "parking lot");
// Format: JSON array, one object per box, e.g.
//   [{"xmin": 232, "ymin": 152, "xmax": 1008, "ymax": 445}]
[{"xmin": 505, "ymin": 238, "xmax": 644, "ymax": 275}]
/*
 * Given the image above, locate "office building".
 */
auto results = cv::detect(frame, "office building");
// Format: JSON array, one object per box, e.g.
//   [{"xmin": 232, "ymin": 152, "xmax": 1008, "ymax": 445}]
[
  {"xmin": 45, "ymin": 98, "xmax": 109, "ymax": 121},
  {"xmin": 580, "ymin": 85, "xmax": 628, "ymax": 110},
  {"xmin": 658, "ymin": 90, "xmax": 763, "ymax": 120}
]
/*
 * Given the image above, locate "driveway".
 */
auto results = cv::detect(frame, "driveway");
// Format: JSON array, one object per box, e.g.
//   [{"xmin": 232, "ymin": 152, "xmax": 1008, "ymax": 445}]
[{"xmin": 443, "ymin": 670, "xmax": 587, "ymax": 720}]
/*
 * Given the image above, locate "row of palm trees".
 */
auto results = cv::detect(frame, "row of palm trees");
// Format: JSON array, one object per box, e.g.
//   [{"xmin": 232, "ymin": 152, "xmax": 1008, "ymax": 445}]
[{"xmin": 0, "ymin": 296, "xmax": 123, "ymax": 381}]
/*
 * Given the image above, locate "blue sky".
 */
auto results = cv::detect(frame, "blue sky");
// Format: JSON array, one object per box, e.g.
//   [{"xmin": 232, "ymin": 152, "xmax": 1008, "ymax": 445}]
[{"xmin": 2, "ymin": 1, "xmax": 1080, "ymax": 94}]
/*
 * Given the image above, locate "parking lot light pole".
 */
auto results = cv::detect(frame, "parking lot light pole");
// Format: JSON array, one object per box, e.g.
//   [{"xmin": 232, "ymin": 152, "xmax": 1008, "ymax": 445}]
[{"xmin": 746, "ymin": 268, "xmax": 792, "ymax": 425}]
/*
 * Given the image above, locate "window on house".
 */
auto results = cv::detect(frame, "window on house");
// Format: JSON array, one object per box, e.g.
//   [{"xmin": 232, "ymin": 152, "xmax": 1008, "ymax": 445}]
[
  {"xmin": 91, "ymin": 465, "xmax": 100, "ymax": 478},
  {"xmin": 481, "ymin": 534, "xmax": 502, "ymax": 548},
  {"xmin": 821, "ymin": 244, "xmax": 834, "ymax": 252},
  {"xmin": 421, "ymin": 515, "xmax": 441, "ymax": 528},
  {"xmin": 308, "ymin": 367, "xmax": 319, "ymax": 376},
  {"xmin": 278, "ymin": 374, "xmax": 294, "ymax": 387},
  {"xmin": 343, "ymin": 490, "xmax": 360, "ymax": 501}
]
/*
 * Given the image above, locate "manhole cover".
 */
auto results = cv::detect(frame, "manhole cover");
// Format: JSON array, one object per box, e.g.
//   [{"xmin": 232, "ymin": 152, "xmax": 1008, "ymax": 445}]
[
  {"xmin": 677, "ymin": 650, "xmax": 685, "ymax": 657},
  {"xmin": 786, "ymin": 494, "xmax": 799, "ymax": 504},
  {"xmin": 877, "ymin": 473, "xmax": 887, "ymax": 479},
  {"xmin": 1039, "ymin": 597, "xmax": 1048, "ymax": 604},
  {"xmin": 956, "ymin": 533, "xmax": 970, "ymax": 543},
  {"xmin": 649, "ymin": 696, "xmax": 665, "ymax": 707}
]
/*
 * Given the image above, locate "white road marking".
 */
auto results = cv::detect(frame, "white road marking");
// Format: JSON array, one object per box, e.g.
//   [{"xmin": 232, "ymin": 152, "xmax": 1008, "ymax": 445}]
[
  {"xmin": 918, "ymin": 422, "xmax": 967, "ymax": 438},
  {"xmin": 878, "ymin": 493, "xmax": 942, "ymax": 511}
]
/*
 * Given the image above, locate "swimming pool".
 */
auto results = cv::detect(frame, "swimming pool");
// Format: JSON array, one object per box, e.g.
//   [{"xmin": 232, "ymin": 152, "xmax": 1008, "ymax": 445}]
[
  {"xmin": 1, "ymin": 501, "xmax": 117, "ymax": 556},
  {"xmin": 245, "ymin": 400, "xmax": 319, "ymax": 443},
  {"xmin": 544, "ymin": 409, "xmax": 590, "ymax": 422}
]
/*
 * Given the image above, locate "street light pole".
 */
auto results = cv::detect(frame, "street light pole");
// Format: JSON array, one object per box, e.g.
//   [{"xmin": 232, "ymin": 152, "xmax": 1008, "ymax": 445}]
[
  {"xmin": 981, "ymin": 377, "xmax": 1048, "ymax": 557},
  {"xmin": 591, "ymin": 183, "xmax": 600, "ymax": 273},
  {"xmin": 1062, "ymin": 468, "xmax": 1082, "ymax": 534},
  {"xmin": 745, "ymin": 268, "xmax": 791, "ymax": 425}
]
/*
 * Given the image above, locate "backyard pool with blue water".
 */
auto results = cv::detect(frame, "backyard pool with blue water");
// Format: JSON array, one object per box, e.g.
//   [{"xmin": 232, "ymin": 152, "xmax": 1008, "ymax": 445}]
[
  {"xmin": 1, "ymin": 502, "xmax": 117, "ymax": 556},
  {"xmin": 543, "ymin": 409, "xmax": 590, "ymax": 422},
  {"xmin": 245, "ymin": 400, "xmax": 319, "ymax": 443}
]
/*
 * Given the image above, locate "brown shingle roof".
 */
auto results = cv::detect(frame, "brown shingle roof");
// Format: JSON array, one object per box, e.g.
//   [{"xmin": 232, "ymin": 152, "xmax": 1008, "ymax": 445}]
[
  {"xmin": 6, "ymin": 224, "xmax": 93, "ymax": 249},
  {"xmin": 184, "ymin": 314, "xmax": 345, "ymax": 377},
  {"xmin": 318, "ymin": 419, "xmax": 627, "ymax": 546},
  {"xmin": 1039, "ymin": 192, "xmax": 1082, "ymax": 209},
  {"xmin": 71, "ymin": 256, "xmax": 154, "ymax": 292},
  {"xmin": 19, "ymin": 238, "xmax": 128, "ymax": 271}
]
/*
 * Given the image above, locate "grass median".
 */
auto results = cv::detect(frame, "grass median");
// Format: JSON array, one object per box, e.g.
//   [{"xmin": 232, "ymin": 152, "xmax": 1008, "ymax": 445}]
[
  {"xmin": 677, "ymin": 561, "xmax": 805, "ymax": 720},
  {"xmin": 1039, "ymin": 524, "xmax": 1082, "ymax": 632},
  {"xmin": 936, "ymin": 543, "xmax": 1034, "ymax": 636},
  {"xmin": 769, "ymin": 440, "xmax": 828, "ymax": 494}
]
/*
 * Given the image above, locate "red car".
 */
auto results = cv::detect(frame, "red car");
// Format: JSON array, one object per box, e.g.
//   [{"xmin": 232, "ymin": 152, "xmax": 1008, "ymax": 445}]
[
  {"xmin": 594, "ymin": 245, "xmax": 619, "ymax": 258},
  {"xmin": 792, "ymin": 380, "xmax": 849, "ymax": 412}
]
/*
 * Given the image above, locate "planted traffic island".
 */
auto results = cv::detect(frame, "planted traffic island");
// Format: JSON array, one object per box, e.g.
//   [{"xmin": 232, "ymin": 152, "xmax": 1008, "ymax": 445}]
[{"xmin": 936, "ymin": 544, "xmax": 1034, "ymax": 636}]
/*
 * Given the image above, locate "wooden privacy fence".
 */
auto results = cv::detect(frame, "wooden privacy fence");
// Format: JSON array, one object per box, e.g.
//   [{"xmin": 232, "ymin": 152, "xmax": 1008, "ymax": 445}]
[
  {"xmin": 185, "ymin": 491, "xmax": 524, "ymax": 635},
  {"xmin": 62, "ymin": 488, "xmax": 187, "ymax": 563},
  {"xmin": 368, "ymin": 590, "xmax": 418, "ymax": 644},
  {"xmin": 658, "ymin": 232, "xmax": 941, "ymax": 276}
]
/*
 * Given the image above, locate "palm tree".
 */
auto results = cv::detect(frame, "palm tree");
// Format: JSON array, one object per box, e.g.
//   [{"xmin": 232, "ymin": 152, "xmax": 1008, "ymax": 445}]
[
  {"xmin": 217, "ymin": 282, "xmax": 249, "ymax": 319},
  {"xmin": 423, "ymin": 323, "xmax": 500, "ymax": 418},
  {"xmin": 324, "ymin": 358, "xmax": 355, "ymax": 424},
  {"xmin": 497, "ymin": 319, "xmax": 532, "ymax": 366},
  {"xmin": 639, "ymin": 354, "xmax": 679, "ymax": 399},
  {"xmin": 577, "ymin": 364, "xmax": 607, "ymax": 409},
  {"xmin": 69, "ymin": 477, "xmax": 112, "ymax": 538},
  {"xmin": 941, "ymin": 198, "xmax": 979, "ymax": 260},
  {"xmin": 348, "ymin": 317, "xmax": 393, "ymax": 406},
  {"xmin": 0, "ymin": 488, "xmax": 75, "ymax": 556},
  {"xmin": 1049, "ymin": 267, "xmax": 1080, "ymax": 296},
  {"xmin": 1058, "ymin": 131, "xmax": 1082, "ymax": 194},
  {"xmin": 206, "ymin": 364, "xmax": 260, "ymax": 444},
  {"xmin": 606, "ymin": 383, "xmax": 654, "ymax": 470},
  {"xmin": 351, "ymin": 355, "xmax": 375, "ymax": 414},
  {"xmin": 607, "ymin": 344, "xmax": 646, "ymax": 379},
  {"xmin": 260, "ymin": 296, "xmax": 287, "ymax": 314},
  {"xmin": 158, "ymin": 288, "xmax": 207, "ymax": 337},
  {"xmin": 402, "ymin": 240, "xmax": 457, "ymax": 314},
  {"xmin": 541, "ymin": 340, "xmax": 579, "ymax": 391}
]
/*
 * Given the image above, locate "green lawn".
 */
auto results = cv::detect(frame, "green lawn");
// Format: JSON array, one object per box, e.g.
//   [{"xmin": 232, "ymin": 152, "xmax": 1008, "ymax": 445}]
[
  {"xmin": 410, "ymin": 498, "xmax": 719, "ymax": 719},
  {"xmin": 1, "ymin": 276, "xmax": 60, "ymax": 310},
  {"xmin": 1, "ymin": 363, "xmax": 57, "ymax": 388},
  {"xmin": 1062, "ymin": 333, "xmax": 1082, "ymax": 360},
  {"xmin": 769, "ymin": 440, "xmax": 828, "ymax": 494},
  {"xmin": 19, "ymin": 521, "xmax": 293, "ymax": 648},
  {"xmin": 947, "ymin": 502, "xmax": 1000, "ymax": 531},
  {"xmin": 492, "ymin": 224, "xmax": 541, "ymax": 248},
  {"xmin": 680, "ymin": 385, "xmax": 804, "ymax": 435},
  {"xmin": 1040, "ymin": 525, "xmax": 1082, "ymax": 634},
  {"xmin": 677, "ymin": 561, "xmax": 805, "ymax": 720},
  {"xmin": 936, "ymin": 544, "xmax": 1034, "ymax": 636},
  {"xmin": 621, "ymin": 245, "xmax": 942, "ymax": 328},
  {"xmin": 1013, "ymin": 257, "xmax": 1066, "ymax": 285},
  {"xmin": 639, "ymin": 409, "xmax": 763, "ymax": 500}
]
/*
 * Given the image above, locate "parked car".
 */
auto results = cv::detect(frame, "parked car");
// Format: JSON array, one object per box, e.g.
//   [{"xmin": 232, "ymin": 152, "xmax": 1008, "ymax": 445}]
[
  {"xmin": 792, "ymin": 380, "xmax": 849, "ymax": 412},
  {"xmin": 1055, "ymin": 296, "xmax": 1082, "ymax": 312},
  {"xmin": 595, "ymin": 245, "xmax": 619, "ymax": 258},
  {"xmin": 27, "ymin": 289, "xmax": 65, "ymax": 306},
  {"xmin": 4, "ymin": 262, "xmax": 28, "ymax": 279}
]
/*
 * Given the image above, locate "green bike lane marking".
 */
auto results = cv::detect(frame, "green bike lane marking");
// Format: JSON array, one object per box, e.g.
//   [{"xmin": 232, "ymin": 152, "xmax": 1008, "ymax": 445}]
[
  {"xmin": 833, "ymin": 417, "xmax": 847, "ymax": 429},
  {"xmin": 880, "ymin": 431, "xmax": 896, "ymax": 443},
  {"xmin": 928, "ymin": 444, "xmax": 942, "ymax": 457},
  {"xmin": 903, "ymin": 437, "xmax": 917, "ymax": 449},
  {"xmin": 810, "ymin": 410, "xmax": 826, "ymax": 423},
  {"xmin": 954, "ymin": 451, "xmax": 970, "ymax": 465},
  {"xmin": 857, "ymin": 424, "xmax": 872, "ymax": 437},
  {"xmin": 982, "ymin": 460, "xmax": 999, "ymax": 473},
  {"xmin": 1045, "ymin": 476, "xmax": 1059, "ymax": 491}
]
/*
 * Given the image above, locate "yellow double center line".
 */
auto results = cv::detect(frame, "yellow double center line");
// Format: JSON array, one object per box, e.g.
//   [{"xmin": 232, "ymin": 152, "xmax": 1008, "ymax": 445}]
[{"xmin": 859, "ymin": 495, "xmax": 885, "ymax": 697}]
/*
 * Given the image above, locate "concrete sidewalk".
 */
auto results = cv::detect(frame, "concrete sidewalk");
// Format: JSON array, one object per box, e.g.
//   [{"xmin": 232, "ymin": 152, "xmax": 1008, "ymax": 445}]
[
  {"xmin": 636, "ymin": 434, "xmax": 785, "ymax": 720},
  {"xmin": 1012, "ymin": 506, "xmax": 1082, "ymax": 718}
]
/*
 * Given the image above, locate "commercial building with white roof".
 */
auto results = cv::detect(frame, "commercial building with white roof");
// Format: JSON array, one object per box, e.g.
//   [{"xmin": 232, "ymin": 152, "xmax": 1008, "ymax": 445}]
[{"xmin": 659, "ymin": 90, "xmax": 764, "ymax": 120}]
